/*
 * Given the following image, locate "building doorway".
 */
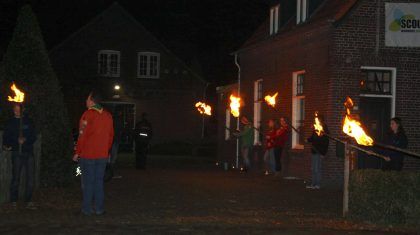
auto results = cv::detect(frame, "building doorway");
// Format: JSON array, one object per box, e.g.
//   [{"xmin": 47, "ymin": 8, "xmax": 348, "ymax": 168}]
[
  {"xmin": 357, "ymin": 67, "xmax": 396, "ymax": 169},
  {"xmin": 102, "ymin": 102, "xmax": 136, "ymax": 152}
]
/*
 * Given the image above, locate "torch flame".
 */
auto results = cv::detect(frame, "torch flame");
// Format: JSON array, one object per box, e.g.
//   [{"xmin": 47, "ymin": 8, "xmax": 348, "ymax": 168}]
[
  {"xmin": 314, "ymin": 112, "xmax": 324, "ymax": 136},
  {"xmin": 195, "ymin": 102, "xmax": 212, "ymax": 116},
  {"xmin": 342, "ymin": 97, "xmax": 374, "ymax": 146},
  {"xmin": 8, "ymin": 83, "xmax": 25, "ymax": 103},
  {"xmin": 264, "ymin": 92, "xmax": 278, "ymax": 108},
  {"xmin": 229, "ymin": 95, "xmax": 241, "ymax": 118}
]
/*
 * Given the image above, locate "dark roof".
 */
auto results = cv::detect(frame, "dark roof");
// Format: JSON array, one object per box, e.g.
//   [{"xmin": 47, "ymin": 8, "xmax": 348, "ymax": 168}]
[
  {"xmin": 238, "ymin": 0, "xmax": 359, "ymax": 52},
  {"xmin": 49, "ymin": 2, "xmax": 206, "ymax": 83}
]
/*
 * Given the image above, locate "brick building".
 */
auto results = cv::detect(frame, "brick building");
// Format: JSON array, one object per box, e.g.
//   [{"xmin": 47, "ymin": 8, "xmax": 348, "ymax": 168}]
[
  {"xmin": 49, "ymin": 3, "xmax": 206, "ymax": 149},
  {"xmin": 218, "ymin": 0, "xmax": 420, "ymax": 182}
]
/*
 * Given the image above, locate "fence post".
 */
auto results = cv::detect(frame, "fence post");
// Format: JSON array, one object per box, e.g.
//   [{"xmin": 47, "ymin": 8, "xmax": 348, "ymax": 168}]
[{"xmin": 343, "ymin": 142, "xmax": 350, "ymax": 217}]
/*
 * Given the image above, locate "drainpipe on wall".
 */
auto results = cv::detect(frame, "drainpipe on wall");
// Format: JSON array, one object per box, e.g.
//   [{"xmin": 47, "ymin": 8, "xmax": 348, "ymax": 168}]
[
  {"xmin": 234, "ymin": 53, "xmax": 241, "ymax": 168},
  {"xmin": 375, "ymin": 0, "xmax": 380, "ymax": 56}
]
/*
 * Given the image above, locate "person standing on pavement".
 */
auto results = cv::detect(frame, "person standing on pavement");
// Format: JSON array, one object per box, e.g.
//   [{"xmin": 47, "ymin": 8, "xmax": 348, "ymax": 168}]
[
  {"xmin": 73, "ymin": 90, "xmax": 114, "ymax": 215},
  {"xmin": 134, "ymin": 113, "xmax": 153, "ymax": 169},
  {"xmin": 233, "ymin": 116, "xmax": 254, "ymax": 172},
  {"xmin": 383, "ymin": 117, "xmax": 408, "ymax": 171},
  {"xmin": 263, "ymin": 119, "xmax": 276, "ymax": 175},
  {"xmin": 110, "ymin": 108, "xmax": 123, "ymax": 166},
  {"xmin": 306, "ymin": 115, "xmax": 329, "ymax": 189},
  {"xmin": 2, "ymin": 104, "xmax": 37, "ymax": 209},
  {"xmin": 273, "ymin": 117, "xmax": 289, "ymax": 176}
]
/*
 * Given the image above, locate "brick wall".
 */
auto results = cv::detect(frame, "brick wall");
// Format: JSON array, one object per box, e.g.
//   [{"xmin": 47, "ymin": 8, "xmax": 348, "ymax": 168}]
[
  {"xmin": 331, "ymin": 0, "xmax": 420, "ymax": 174},
  {"xmin": 230, "ymin": 0, "xmax": 420, "ymax": 183},
  {"xmin": 238, "ymin": 22, "xmax": 334, "ymax": 180}
]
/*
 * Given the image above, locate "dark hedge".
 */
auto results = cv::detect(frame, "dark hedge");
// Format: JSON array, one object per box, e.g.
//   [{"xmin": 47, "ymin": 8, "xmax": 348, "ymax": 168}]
[
  {"xmin": 350, "ymin": 169, "xmax": 420, "ymax": 226},
  {"xmin": 0, "ymin": 5, "xmax": 73, "ymax": 187}
]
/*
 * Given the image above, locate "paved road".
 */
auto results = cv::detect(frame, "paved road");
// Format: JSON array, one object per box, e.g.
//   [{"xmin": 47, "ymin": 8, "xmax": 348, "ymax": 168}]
[{"xmin": 0, "ymin": 155, "xmax": 417, "ymax": 234}]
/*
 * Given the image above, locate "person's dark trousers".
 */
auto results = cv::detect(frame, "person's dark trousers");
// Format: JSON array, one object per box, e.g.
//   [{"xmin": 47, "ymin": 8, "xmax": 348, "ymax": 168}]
[
  {"xmin": 383, "ymin": 155, "xmax": 404, "ymax": 171},
  {"xmin": 274, "ymin": 147, "xmax": 282, "ymax": 172},
  {"xmin": 135, "ymin": 142, "xmax": 148, "ymax": 169},
  {"xmin": 79, "ymin": 158, "xmax": 107, "ymax": 215},
  {"xmin": 10, "ymin": 151, "xmax": 35, "ymax": 203}
]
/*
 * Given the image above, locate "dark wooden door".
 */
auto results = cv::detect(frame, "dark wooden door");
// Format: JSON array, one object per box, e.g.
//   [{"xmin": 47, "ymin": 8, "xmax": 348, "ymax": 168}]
[
  {"xmin": 102, "ymin": 103, "xmax": 136, "ymax": 152},
  {"xmin": 358, "ymin": 97, "xmax": 391, "ymax": 169}
]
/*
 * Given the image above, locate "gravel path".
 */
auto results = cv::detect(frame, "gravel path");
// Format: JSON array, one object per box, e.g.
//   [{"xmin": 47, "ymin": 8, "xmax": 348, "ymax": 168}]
[{"xmin": 0, "ymin": 155, "xmax": 417, "ymax": 234}]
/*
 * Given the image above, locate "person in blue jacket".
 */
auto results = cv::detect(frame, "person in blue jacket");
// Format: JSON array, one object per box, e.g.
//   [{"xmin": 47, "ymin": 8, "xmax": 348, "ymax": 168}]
[{"xmin": 2, "ymin": 104, "xmax": 37, "ymax": 209}]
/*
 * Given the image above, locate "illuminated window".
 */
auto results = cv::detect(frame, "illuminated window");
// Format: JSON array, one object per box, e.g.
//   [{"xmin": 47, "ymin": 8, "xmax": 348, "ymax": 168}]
[
  {"xmin": 360, "ymin": 70, "xmax": 392, "ymax": 95},
  {"xmin": 270, "ymin": 4, "xmax": 280, "ymax": 35},
  {"xmin": 292, "ymin": 71, "xmax": 305, "ymax": 149},
  {"xmin": 138, "ymin": 52, "xmax": 160, "ymax": 78},
  {"xmin": 225, "ymin": 109, "xmax": 231, "ymax": 140},
  {"xmin": 297, "ymin": 0, "xmax": 308, "ymax": 24},
  {"xmin": 98, "ymin": 50, "xmax": 120, "ymax": 77}
]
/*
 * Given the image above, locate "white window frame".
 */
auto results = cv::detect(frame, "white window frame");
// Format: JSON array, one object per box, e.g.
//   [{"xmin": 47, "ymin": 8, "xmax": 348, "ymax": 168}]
[
  {"xmin": 360, "ymin": 66, "xmax": 397, "ymax": 117},
  {"xmin": 225, "ymin": 109, "xmax": 231, "ymax": 140},
  {"xmin": 296, "ymin": 0, "xmax": 308, "ymax": 24},
  {"xmin": 292, "ymin": 71, "xmax": 306, "ymax": 149},
  {"xmin": 137, "ymin": 52, "xmax": 160, "ymax": 79},
  {"xmin": 254, "ymin": 79, "xmax": 263, "ymax": 145},
  {"xmin": 270, "ymin": 4, "xmax": 280, "ymax": 35},
  {"xmin": 97, "ymin": 50, "xmax": 120, "ymax": 77}
]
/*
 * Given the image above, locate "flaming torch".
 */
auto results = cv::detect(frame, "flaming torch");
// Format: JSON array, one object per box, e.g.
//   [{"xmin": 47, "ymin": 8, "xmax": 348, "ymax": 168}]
[
  {"xmin": 342, "ymin": 97, "xmax": 373, "ymax": 146},
  {"xmin": 7, "ymin": 83, "xmax": 25, "ymax": 154},
  {"xmin": 8, "ymin": 83, "xmax": 25, "ymax": 103},
  {"xmin": 314, "ymin": 112, "xmax": 324, "ymax": 136},
  {"xmin": 229, "ymin": 95, "xmax": 241, "ymax": 118},
  {"xmin": 264, "ymin": 92, "xmax": 278, "ymax": 108},
  {"xmin": 195, "ymin": 102, "xmax": 212, "ymax": 116}
]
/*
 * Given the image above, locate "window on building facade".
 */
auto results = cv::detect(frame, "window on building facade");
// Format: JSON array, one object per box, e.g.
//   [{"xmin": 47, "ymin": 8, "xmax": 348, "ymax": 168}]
[
  {"xmin": 296, "ymin": 0, "xmax": 308, "ymax": 24},
  {"xmin": 225, "ymin": 109, "xmax": 231, "ymax": 141},
  {"xmin": 360, "ymin": 70, "xmax": 392, "ymax": 95},
  {"xmin": 137, "ymin": 52, "xmax": 160, "ymax": 78},
  {"xmin": 98, "ymin": 50, "xmax": 120, "ymax": 77},
  {"xmin": 254, "ymin": 80, "xmax": 263, "ymax": 145},
  {"xmin": 292, "ymin": 71, "xmax": 305, "ymax": 149},
  {"xmin": 270, "ymin": 4, "xmax": 280, "ymax": 35}
]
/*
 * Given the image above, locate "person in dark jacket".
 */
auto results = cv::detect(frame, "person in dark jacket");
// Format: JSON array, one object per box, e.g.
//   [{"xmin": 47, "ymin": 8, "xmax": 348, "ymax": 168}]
[
  {"xmin": 134, "ymin": 113, "xmax": 153, "ymax": 169},
  {"xmin": 383, "ymin": 117, "xmax": 408, "ymax": 171},
  {"xmin": 110, "ymin": 109, "xmax": 124, "ymax": 165},
  {"xmin": 306, "ymin": 115, "xmax": 329, "ymax": 189},
  {"xmin": 2, "ymin": 104, "xmax": 37, "ymax": 209}
]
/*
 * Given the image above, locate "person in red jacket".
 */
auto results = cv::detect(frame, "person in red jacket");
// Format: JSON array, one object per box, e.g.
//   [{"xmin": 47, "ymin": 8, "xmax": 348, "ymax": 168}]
[
  {"xmin": 273, "ymin": 117, "xmax": 289, "ymax": 175},
  {"xmin": 73, "ymin": 90, "xmax": 114, "ymax": 216},
  {"xmin": 263, "ymin": 119, "xmax": 276, "ymax": 175}
]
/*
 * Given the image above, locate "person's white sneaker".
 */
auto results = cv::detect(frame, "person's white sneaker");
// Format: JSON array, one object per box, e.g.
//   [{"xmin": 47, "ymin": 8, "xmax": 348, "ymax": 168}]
[{"xmin": 306, "ymin": 185, "xmax": 315, "ymax": 189}]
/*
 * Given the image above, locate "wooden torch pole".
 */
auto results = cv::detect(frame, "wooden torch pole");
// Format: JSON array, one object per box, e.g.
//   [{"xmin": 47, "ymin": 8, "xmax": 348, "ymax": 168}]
[{"xmin": 18, "ymin": 103, "xmax": 24, "ymax": 154}]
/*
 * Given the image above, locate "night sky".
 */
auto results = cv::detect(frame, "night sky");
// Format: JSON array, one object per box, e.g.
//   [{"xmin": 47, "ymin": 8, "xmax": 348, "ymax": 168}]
[{"xmin": 0, "ymin": 0, "xmax": 269, "ymax": 85}]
